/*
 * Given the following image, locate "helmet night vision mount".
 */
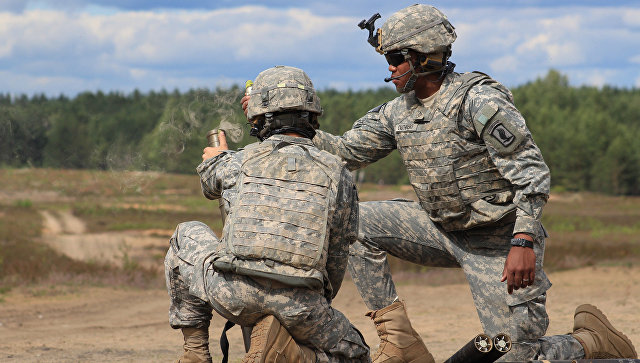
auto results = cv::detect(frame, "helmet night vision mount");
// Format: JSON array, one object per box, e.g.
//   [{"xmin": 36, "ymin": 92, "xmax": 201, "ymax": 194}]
[{"xmin": 358, "ymin": 5, "xmax": 458, "ymax": 92}]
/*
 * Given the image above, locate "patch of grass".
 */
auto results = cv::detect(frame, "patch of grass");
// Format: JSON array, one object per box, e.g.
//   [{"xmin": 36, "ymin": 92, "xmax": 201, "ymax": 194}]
[
  {"xmin": 3, "ymin": 169, "xmax": 640, "ymax": 289},
  {"xmin": 540, "ymin": 192, "xmax": 640, "ymax": 271},
  {"xmin": 118, "ymin": 242, "xmax": 140, "ymax": 272},
  {"xmin": 72, "ymin": 204, "xmax": 220, "ymax": 233},
  {"xmin": 0, "ymin": 168, "xmax": 201, "ymax": 199},
  {"xmin": 110, "ymin": 222, "xmax": 163, "ymax": 231},
  {"xmin": 14, "ymin": 199, "xmax": 33, "ymax": 208},
  {"xmin": 544, "ymin": 231, "xmax": 639, "ymax": 271},
  {"xmin": 0, "ymin": 285, "xmax": 10, "ymax": 303},
  {"xmin": 181, "ymin": 197, "xmax": 215, "ymax": 210},
  {"xmin": 542, "ymin": 214, "xmax": 640, "ymax": 236},
  {"xmin": 0, "ymin": 204, "xmax": 162, "ymax": 289}
]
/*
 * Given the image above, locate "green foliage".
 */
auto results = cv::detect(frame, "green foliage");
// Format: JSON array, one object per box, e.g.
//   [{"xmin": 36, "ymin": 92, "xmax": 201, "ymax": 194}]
[
  {"xmin": 513, "ymin": 70, "xmax": 640, "ymax": 195},
  {"xmin": 14, "ymin": 199, "xmax": 32, "ymax": 208},
  {"xmin": 0, "ymin": 94, "xmax": 50, "ymax": 167},
  {"xmin": 2, "ymin": 72, "xmax": 640, "ymax": 193}
]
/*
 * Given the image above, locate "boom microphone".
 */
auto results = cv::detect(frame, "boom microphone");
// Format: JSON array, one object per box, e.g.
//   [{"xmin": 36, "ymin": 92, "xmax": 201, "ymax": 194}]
[{"xmin": 384, "ymin": 69, "xmax": 411, "ymax": 82}]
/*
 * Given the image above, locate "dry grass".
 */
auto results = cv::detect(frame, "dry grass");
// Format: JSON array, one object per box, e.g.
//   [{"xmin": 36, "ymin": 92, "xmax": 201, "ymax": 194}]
[
  {"xmin": 0, "ymin": 204, "xmax": 160, "ymax": 292},
  {"xmin": 543, "ymin": 192, "xmax": 640, "ymax": 270},
  {"xmin": 1, "ymin": 168, "xmax": 639, "ymax": 291}
]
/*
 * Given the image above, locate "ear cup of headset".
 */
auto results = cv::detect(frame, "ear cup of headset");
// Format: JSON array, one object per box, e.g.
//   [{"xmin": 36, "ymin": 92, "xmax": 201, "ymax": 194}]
[{"xmin": 419, "ymin": 52, "xmax": 444, "ymax": 70}]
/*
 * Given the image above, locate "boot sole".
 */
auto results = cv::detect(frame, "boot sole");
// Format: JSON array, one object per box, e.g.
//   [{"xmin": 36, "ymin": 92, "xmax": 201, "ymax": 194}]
[
  {"xmin": 575, "ymin": 304, "xmax": 638, "ymax": 358},
  {"xmin": 242, "ymin": 315, "xmax": 280, "ymax": 363}
]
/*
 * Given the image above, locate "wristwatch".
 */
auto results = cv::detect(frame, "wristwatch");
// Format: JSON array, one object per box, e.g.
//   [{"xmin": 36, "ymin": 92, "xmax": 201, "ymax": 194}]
[{"xmin": 510, "ymin": 238, "xmax": 534, "ymax": 249}]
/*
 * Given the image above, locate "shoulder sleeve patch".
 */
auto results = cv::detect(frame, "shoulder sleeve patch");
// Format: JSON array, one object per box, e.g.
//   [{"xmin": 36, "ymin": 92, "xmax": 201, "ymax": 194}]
[
  {"xmin": 367, "ymin": 102, "xmax": 387, "ymax": 114},
  {"xmin": 482, "ymin": 110, "xmax": 526, "ymax": 155}
]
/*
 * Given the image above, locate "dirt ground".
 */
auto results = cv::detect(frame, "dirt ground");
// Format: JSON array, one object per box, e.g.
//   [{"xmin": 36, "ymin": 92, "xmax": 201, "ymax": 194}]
[
  {"xmin": 1, "ymin": 265, "xmax": 638, "ymax": 362},
  {"xmin": 1, "ymin": 206, "xmax": 639, "ymax": 362}
]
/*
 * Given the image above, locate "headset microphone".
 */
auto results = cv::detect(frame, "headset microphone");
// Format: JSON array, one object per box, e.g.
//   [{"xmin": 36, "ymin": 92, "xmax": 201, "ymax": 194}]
[{"xmin": 384, "ymin": 69, "xmax": 411, "ymax": 82}]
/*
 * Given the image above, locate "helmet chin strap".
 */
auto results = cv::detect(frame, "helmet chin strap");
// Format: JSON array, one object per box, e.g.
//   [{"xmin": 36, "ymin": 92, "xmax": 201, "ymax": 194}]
[{"xmin": 401, "ymin": 62, "xmax": 420, "ymax": 93}]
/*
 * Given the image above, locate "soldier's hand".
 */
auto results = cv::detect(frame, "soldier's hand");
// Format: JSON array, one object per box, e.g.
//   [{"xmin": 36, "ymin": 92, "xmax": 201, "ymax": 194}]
[
  {"xmin": 501, "ymin": 241, "xmax": 536, "ymax": 295},
  {"xmin": 241, "ymin": 95, "xmax": 250, "ymax": 117},
  {"xmin": 202, "ymin": 130, "xmax": 229, "ymax": 161}
]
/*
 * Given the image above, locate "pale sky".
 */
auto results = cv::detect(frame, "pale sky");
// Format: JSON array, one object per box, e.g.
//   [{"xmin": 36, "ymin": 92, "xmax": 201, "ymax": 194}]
[{"xmin": 1, "ymin": 0, "xmax": 639, "ymax": 96}]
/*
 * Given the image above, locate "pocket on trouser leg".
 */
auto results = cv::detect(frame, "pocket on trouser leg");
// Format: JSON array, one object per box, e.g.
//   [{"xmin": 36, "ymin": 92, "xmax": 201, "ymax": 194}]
[
  {"xmin": 167, "ymin": 266, "xmax": 212, "ymax": 329},
  {"xmin": 326, "ymin": 325, "xmax": 370, "ymax": 362},
  {"xmin": 500, "ymin": 294, "xmax": 550, "ymax": 361}
]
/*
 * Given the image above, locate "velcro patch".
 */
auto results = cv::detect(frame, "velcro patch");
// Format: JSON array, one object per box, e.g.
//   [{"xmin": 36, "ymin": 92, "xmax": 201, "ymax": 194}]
[
  {"xmin": 489, "ymin": 123, "xmax": 516, "ymax": 147},
  {"xmin": 482, "ymin": 112, "xmax": 525, "ymax": 155},
  {"xmin": 287, "ymin": 156, "xmax": 297, "ymax": 171},
  {"xmin": 473, "ymin": 103, "xmax": 499, "ymax": 136}
]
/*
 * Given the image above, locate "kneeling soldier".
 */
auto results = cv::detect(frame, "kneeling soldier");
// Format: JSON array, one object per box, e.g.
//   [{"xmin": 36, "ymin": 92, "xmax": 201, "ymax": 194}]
[{"xmin": 165, "ymin": 65, "xmax": 370, "ymax": 362}]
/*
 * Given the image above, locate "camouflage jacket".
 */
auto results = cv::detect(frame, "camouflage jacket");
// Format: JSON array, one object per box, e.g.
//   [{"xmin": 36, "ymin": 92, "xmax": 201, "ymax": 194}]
[
  {"xmin": 197, "ymin": 134, "xmax": 358, "ymax": 300},
  {"xmin": 314, "ymin": 71, "xmax": 550, "ymax": 238}
]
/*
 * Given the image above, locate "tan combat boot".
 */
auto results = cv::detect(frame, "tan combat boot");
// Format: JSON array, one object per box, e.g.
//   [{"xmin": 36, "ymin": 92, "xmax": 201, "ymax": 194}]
[
  {"xmin": 366, "ymin": 301, "xmax": 435, "ymax": 363},
  {"xmin": 242, "ymin": 315, "xmax": 316, "ymax": 363},
  {"xmin": 178, "ymin": 327, "xmax": 213, "ymax": 363},
  {"xmin": 571, "ymin": 304, "xmax": 637, "ymax": 359}
]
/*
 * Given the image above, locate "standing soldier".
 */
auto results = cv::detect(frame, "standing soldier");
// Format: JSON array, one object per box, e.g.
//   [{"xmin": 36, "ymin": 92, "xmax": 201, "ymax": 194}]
[
  {"xmin": 166, "ymin": 65, "xmax": 370, "ymax": 362},
  {"xmin": 244, "ymin": 4, "xmax": 637, "ymax": 362}
]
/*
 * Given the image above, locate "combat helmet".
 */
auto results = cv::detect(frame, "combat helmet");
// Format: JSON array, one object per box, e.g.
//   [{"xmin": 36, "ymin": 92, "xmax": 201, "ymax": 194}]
[
  {"xmin": 246, "ymin": 65, "xmax": 322, "ymax": 140},
  {"xmin": 359, "ymin": 4, "xmax": 457, "ymax": 92},
  {"xmin": 377, "ymin": 4, "xmax": 456, "ymax": 55}
]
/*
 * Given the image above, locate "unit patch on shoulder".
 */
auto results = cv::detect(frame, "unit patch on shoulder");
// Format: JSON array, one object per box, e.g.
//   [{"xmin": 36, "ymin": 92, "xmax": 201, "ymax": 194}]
[
  {"xmin": 481, "ymin": 110, "xmax": 525, "ymax": 155},
  {"xmin": 367, "ymin": 102, "xmax": 387, "ymax": 114},
  {"xmin": 489, "ymin": 123, "xmax": 515, "ymax": 147}
]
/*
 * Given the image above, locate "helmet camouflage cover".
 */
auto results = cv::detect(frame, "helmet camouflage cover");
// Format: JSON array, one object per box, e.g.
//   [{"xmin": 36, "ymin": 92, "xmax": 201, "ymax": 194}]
[
  {"xmin": 377, "ymin": 4, "xmax": 456, "ymax": 55},
  {"xmin": 246, "ymin": 65, "xmax": 322, "ymax": 120}
]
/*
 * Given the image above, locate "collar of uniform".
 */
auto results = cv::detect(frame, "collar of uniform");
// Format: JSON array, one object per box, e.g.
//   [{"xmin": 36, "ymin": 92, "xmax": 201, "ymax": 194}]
[
  {"xmin": 404, "ymin": 72, "xmax": 459, "ymax": 123},
  {"xmin": 266, "ymin": 134, "xmax": 315, "ymax": 147}
]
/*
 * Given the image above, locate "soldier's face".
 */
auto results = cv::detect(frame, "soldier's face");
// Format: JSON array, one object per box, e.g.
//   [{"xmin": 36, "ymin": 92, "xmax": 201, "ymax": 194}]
[{"xmin": 388, "ymin": 56, "xmax": 412, "ymax": 92}]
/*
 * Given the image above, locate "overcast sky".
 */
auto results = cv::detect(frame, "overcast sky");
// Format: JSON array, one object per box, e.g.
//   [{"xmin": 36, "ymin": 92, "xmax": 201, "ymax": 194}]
[{"xmin": 2, "ymin": 0, "xmax": 639, "ymax": 97}]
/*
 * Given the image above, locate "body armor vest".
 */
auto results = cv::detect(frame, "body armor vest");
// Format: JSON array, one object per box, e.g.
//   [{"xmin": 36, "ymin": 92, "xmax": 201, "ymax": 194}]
[
  {"xmin": 394, "ymin": 72, "xmax": 514, "ymax": 231},
  {"xmin": 213, "ymin": 140, "xmax": 343, "ymax": 290}
]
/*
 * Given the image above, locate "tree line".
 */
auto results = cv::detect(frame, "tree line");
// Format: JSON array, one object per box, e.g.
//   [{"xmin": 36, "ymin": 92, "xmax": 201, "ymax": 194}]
[{"xmin": 1, "ymin": 70, "xmax": 639, "ymax": 195}]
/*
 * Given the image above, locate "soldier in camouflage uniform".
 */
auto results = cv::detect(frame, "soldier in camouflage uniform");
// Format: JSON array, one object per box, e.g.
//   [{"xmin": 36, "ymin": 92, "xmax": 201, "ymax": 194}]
[
  {"xmin": 166, "ymin": 65, "xmax": 370, "ymax": 363},
  {"xmin": 241, "ymin": 4, "xmax": 637, "ymax": 363}
]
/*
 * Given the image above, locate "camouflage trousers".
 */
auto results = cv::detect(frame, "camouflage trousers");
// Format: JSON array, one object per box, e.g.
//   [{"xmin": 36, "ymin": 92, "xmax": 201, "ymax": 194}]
[
  {"xmin": 348, "ymin": 200, "xmax": 584, "ymax": 361},
  {"xmin": 165, "ymin": 221, "xmax": 370, "ymax": 363}
]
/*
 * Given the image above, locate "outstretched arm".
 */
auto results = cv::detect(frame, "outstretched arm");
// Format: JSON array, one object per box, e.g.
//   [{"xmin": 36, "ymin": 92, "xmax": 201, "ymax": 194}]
[{"xmin": 313, "ymin": 105, "xmax": 397, "ymax": 171}]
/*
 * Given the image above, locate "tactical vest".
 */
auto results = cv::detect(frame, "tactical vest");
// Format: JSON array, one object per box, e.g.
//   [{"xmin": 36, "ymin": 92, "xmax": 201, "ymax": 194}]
[
  {"xmin": 394, "ymin": 72, "xmax": 514, "ymax": 231},
  {"xmin": 213, "ymin": 140, "xmax": 343, "ymax": 290}
]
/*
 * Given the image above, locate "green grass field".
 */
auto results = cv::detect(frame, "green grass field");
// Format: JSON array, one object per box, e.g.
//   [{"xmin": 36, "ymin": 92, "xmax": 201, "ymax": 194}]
[{"xmin": 1, "ymin": 168, "xmax": 639, "ymax": 291}]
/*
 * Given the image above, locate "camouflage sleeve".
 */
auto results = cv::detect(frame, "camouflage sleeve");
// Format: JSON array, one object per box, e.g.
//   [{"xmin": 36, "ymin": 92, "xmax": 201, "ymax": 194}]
[
  {"xmin": 464, "ymin": 83, "xmax": 551, "ymax": 239},
  {"xmin": 325, "ymin": 167, "xmax": 359, "ymax": 300},
  {"xmin": 313, "ymin": 105, "xmax": 396, "ymax": 171},
  {"xmin": 196, "ymin": 150, "xmax": 241, "ymax": 200}
]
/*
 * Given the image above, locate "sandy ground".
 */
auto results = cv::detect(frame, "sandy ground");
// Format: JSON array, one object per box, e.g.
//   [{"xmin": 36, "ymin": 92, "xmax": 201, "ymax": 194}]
[
  {"xmin": 0, "ymin": 207, "xmax": 638, "ymax": 362},
  {"xmin": 1, "ymin": 265, "xmax": 639, "ymax": 362}
]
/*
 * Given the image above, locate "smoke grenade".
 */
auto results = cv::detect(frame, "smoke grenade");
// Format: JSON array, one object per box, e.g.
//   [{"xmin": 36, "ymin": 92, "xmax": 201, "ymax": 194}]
[{"xmin": 206, "ymin": 129, "xmax": 220, "ymax": 147}]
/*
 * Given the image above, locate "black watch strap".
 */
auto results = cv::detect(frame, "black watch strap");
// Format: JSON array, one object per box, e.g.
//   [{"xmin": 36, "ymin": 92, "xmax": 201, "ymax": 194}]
[{"xmin": 510, "ymin": 238, "xmax": 534, "ymax": 248}]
